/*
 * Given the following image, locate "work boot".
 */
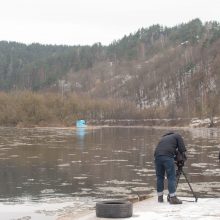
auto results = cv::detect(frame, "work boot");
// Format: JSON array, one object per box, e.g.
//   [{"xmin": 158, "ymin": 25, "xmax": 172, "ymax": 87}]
[
  {"xmin": 169, "ymin": 196, "xmax": 182, "ymax": 204},
  {"xmin": 158, "ymin": 195, "xmax": 163, "ymax": 203}
]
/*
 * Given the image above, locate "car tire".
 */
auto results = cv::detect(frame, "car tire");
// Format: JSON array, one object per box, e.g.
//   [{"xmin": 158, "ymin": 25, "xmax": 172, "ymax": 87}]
[{"xmin": 96, "ymin": 200, "xmax": 133, "ymax": 218}]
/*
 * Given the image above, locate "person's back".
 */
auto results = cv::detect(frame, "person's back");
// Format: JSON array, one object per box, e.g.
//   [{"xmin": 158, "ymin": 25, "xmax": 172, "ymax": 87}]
[{"xmin": 154, "ymin": 132, "xmax": 186, "ymax": 158}]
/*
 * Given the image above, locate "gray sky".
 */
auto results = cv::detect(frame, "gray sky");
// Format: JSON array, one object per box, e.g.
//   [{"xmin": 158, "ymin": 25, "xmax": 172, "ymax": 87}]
[{"xmin": 0, "ymin": 0, "xmax": 219, "ymax": 46}]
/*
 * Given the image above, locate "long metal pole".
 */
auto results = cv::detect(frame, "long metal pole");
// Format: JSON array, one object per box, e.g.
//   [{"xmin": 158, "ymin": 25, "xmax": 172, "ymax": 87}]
[{"xmin": 182, "ymin": 170, "xmax": 198, "ymax": 202}]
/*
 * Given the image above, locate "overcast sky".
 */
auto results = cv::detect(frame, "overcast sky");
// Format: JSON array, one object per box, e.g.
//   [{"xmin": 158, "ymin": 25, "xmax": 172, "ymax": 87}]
[{"xmin": 0, "ymin": 0, "xmax": 219, "ymax": 46}]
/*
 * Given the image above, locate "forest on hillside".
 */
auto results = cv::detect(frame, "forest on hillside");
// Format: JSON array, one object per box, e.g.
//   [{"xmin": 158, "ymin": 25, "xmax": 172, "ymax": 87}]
[{"xmin": 1, "ymin": 19, "xmax": 220, "ymax": 126}]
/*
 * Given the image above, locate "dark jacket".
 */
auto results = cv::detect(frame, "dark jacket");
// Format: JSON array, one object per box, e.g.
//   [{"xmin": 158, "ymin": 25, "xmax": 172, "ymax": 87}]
[{"xmin": 154, "ymin": 132, "xmax": 187, "ymax": 158}]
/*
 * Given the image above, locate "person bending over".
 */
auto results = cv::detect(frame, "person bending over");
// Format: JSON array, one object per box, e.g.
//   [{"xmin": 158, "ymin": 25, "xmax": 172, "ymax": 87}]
[{"xmin": 154, "ymin": 132, "xmax": 187, "ymax": 204}]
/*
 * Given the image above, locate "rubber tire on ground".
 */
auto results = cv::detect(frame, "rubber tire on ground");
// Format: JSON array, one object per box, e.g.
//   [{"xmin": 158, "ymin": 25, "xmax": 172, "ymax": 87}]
[{"xmin": 96, "ymin": 200, "xmax": 133, "ymax": 218}]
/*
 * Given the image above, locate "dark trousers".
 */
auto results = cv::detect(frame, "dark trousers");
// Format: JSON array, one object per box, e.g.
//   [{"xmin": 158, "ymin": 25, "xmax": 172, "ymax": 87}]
[{"xmin": 155, "ymin": 155, "xmax": 176, "ymax": 195}]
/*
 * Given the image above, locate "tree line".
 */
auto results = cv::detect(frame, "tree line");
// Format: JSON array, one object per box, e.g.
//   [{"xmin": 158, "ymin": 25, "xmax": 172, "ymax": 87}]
[
  {"xmin": 0, "ymin": 91, "xmax": 146, "ymax": 126},
  {"xmin": 1, "ymin": 19, "xmax": 219, "ymax": 91}
]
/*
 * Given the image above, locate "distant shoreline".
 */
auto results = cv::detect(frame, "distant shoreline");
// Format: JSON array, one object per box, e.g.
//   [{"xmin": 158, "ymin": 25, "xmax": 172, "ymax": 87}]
[{"xmin": 1, "ymin": 117, "xmax": 219, "ymax": 129}]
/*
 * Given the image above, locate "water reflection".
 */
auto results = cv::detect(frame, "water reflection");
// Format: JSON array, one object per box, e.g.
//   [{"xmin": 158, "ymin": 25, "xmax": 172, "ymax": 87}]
[
  {"xmin": 76, "ymin": 127, "xmax": 87, "ymax": 149},
  {"xmin": 76, "ymin": 128, "xmax": 86, "ymax": 139}
]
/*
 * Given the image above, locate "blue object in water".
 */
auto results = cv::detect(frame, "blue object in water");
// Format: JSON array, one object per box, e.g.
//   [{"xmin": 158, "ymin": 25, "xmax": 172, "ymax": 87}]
[{"xmin": 76, "ymin": 120, "xmax": 87, "ymax": 128}]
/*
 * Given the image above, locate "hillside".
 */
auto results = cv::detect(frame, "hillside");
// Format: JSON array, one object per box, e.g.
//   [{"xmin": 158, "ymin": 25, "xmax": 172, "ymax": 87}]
[{"xmin": 1, "ymin": 18, "xmax": 220, "ymax": 123}]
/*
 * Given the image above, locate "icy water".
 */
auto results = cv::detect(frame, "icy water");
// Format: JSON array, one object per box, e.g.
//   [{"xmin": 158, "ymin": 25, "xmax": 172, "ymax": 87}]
[{"xmin": 0, "ymin": 126, "xmax": 219, "ymax": 219}]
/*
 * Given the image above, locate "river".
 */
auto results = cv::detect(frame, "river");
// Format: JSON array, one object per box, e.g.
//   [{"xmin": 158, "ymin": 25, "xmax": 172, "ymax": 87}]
[{"xmin": 0, "ymin": 126, "xmax": 219, "ymax": 219}]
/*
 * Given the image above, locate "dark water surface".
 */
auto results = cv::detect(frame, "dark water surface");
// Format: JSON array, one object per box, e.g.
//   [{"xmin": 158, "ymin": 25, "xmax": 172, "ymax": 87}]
[{"xmin": 0, "ymin": 126, "xmax": 219, "ymax": 204}]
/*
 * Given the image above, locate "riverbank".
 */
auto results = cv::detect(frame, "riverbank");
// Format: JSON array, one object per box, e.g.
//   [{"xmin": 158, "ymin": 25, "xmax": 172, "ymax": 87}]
[
  {"xmin": 88, "ymin": 117, "xmax": 220, "ymax": 128},
  {"xmin": 12, "ymin": 116, "xmax": 220, "ymax": 129},
  {"xmin": 58, "ymin": 196, "xmax": 220, "ymax": 220}
]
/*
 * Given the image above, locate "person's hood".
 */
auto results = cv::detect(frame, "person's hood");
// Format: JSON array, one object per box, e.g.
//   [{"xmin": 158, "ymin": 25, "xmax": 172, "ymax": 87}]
[{"xmin": 163, "ymin": 132, "xmax": 174, "ymax": 137}]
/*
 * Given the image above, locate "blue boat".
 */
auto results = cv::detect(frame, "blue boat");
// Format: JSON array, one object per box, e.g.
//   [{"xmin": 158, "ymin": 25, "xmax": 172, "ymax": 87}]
[{"xmin": 76, "ymin": 120, "xmax": 87, "ymax": 128}]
